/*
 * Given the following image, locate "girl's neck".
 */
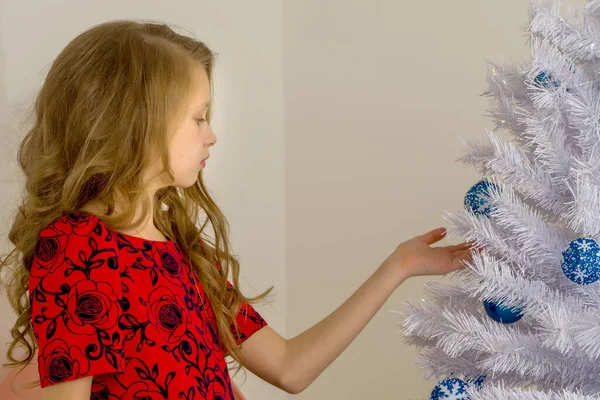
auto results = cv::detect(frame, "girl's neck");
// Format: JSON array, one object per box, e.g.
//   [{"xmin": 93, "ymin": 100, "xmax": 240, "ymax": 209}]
[{"xmin": 80, "ymin": 200, "xmax": 169, "ymax": 242}]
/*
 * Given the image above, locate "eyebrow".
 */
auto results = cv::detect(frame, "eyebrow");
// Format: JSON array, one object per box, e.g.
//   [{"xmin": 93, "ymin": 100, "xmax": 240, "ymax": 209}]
[{"xmin": 194, "ymin": 100, "xmax": 211, "ymax": 115}]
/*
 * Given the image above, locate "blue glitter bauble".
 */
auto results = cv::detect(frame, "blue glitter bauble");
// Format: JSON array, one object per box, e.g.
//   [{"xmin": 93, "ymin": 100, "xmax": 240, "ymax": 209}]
[
  {"xmin": 430, "ymin": 378, "xmax": 469, "ymax": 400},
  {"xmin": 464, "ymin": 180, "xmax": 500, "ymax": 217},
  {"xmin": 561, "ymin": 238, "xmax": 600, "ymax": 285},
  {"xmin": 468, "ymin": 375, "xmax": 486, "ymax": 390},
  {"xmin": 534, "ymin": 71, "xmax": 560, "ymax": 88},
  {"xmin": 484, "ymin": 300, "xmax": 524, "ymax": 324}
]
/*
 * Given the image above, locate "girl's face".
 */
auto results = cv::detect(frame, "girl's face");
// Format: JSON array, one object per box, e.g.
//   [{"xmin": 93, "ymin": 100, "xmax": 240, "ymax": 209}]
[{"xmin": 168, "ymin": 66, "xmax": 216, "ymax": 188}]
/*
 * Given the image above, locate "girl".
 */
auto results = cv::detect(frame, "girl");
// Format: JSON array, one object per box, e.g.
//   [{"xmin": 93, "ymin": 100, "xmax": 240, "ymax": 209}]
[{"xmin": 0, "ymin": 20, "xmax": 475, "ymax": 399}]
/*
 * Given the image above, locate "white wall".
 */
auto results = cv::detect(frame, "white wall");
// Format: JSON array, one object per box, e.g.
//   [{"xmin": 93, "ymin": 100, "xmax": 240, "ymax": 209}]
[{"xmin": 0, "ymin": 1, "xmax": 285, "ymax": 399}]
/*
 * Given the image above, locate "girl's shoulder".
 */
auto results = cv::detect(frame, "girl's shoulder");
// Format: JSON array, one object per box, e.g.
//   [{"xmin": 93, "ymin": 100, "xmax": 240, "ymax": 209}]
[
  {"xmin": 39, "ymin": 210, "xmax": 106, "ymax": 241},
  {"xmin": 30, "ymin": 210, "xmax": 119, "ymax": 280},
  {"xmin": 29, "ymin": 211, "xmax": 127, "ymax": 388}
]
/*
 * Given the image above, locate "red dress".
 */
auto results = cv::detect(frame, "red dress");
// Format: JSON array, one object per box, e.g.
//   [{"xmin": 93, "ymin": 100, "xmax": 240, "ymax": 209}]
[{"xmin": 28, "ymin": 211, "xmax": 268, "ymax": 399}]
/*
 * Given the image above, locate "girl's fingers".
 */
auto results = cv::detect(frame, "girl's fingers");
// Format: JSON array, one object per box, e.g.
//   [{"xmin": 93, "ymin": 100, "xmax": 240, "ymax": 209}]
[
  {"xmin": 421, "ymin": 227, "xmax": 448, "ymax": 246},
  {"xmin": 445, "ymin": 241, "xmax": 473, "ymax": 252},
  {"xmin": 452, "ymin": 249, "xmax": 473, "ymax": 262}
]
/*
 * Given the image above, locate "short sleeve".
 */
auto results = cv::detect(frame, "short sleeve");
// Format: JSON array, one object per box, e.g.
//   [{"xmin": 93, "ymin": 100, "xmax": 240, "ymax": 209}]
[
  {"xmin": 199, "ymin": 238, "xmax": 268, "ymax": 345},
  {"xmin": 227, "ymin": 281, "xmax": 268, "ymax": 345},
  {"xmin": 232, "ymin": 301, "xmax": 268, "ymax": 345},
  {"xmin": 28, "ymin": 212, "xmax": 125, "ymax": 388}
]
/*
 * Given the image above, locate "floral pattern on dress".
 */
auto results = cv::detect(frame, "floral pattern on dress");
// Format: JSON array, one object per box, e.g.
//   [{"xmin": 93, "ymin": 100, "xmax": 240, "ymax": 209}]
[{"xmin": 29, "ymin": 211, "xmax": 267, "ymax": 399}]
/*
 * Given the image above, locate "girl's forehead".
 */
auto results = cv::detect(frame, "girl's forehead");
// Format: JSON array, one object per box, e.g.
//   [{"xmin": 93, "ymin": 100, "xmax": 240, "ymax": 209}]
[
  {"xmin": 182, "ymin": 68, "xmax": 211, "ymax": 112},
  {"xmin": 190, "ymin": 65, "xmax": 210, "ymax": 89},
  {"xmin": 188, "ymin": 90, "xmax": 211, "ymax": 112}
]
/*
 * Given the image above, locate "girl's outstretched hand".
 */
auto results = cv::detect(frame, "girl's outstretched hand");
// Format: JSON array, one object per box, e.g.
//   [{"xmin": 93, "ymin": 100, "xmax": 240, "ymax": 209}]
[{"xmin": 381, "ymin": 227, "xmax": 477, "ymax": 285}]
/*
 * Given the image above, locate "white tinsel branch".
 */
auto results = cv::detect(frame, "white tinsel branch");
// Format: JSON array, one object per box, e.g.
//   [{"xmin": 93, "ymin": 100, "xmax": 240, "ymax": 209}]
[
  {"xmin": 468, "ymin": 381, "xmax": 600, "ymax": 400},
  {"xmin": 402, "ymin": 299, "xmax": 600, "ymax": 391},
  {"xmin": 458, "ymin": 131, "xmax": 570, "ymax": 217}
]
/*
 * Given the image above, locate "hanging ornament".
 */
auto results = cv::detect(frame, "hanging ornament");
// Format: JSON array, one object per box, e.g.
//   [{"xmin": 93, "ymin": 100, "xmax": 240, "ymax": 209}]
[
  {"xmin": 464, "ymin": 180, "xmax": 500, "ymax": 218},
  {"xmin": 431, "ymin": 377, "xmax": 469, "ymax": 400},
  {"xmin": 468, "ymin": 375, "xmax": 486, "ymax": 390},
  {"xmin": 534, "ymin": 71, "xmax": 560, "ymax": 89},
  {"xmin": 561, "ymin": 238, "xmax": 600, "ymax": 285},
  {"xmin": 483, "ymin": 300, "xmax": 524, "ymax": 324}
]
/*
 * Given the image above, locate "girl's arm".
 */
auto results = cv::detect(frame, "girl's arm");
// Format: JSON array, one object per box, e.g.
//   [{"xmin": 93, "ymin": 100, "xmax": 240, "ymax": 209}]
[
  {"xmin": 231, "ymin": 381, "xmax": 247, "ymax": 400},
  {"xmin": 239, "ymin": 227, "xmax": 474, "ymax": 394},
  {"xmin": 41, "ymin": 376, "xmax": 93, "ymax": 400}
]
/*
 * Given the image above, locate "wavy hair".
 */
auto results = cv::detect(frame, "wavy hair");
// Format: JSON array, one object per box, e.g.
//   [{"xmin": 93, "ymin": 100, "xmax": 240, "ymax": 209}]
[{"xmin": 0, "ymin": 19, "xmax": 272, "ymax": 390}]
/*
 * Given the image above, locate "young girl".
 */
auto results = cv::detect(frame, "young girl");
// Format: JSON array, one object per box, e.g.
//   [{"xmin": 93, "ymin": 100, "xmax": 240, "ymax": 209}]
[{"xmin": 0, "ymin": 20, "xmax": 475, "ymax": 399}]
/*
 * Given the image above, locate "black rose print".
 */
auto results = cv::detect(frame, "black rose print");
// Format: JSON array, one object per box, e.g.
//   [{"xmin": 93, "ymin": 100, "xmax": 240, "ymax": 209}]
[
  {"xmin": 29, "ymin": 227, "xmax": 69, "ymax": 278},
  {"xmin": 65, "ymin": 280, "xmax": 121, "ymax": 335},
  {"xmin": 38, "ymin": 337, "xmax": 122, "ymax": 387},
  {"xmin": 147, "ymin": 286, "xmax": 190, "ymax": 344}
]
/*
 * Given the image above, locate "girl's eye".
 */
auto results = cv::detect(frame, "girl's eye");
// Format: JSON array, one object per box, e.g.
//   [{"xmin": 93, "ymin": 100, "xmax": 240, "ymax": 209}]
[{"xmin": 196, "ymin": 118, "xmax": 206, "ymax": 126}]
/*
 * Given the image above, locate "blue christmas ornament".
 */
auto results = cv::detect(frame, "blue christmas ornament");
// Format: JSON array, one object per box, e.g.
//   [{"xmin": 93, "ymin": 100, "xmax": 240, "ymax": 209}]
[
  {"xmin": 534, "ymin": 71, "xmax": 560, "ymax": 89},
  {"xmin": 431, "ymin": 378, "xmax": 469, "ymax": 400},
  {"xmin": 484, "ymin": 300, "xmax": 524, "ymax": 324},
  {"xmin": 468, "ymin": 375, "xmax": 486, "ymax": 390},
  {"xmin": 464, "ymin": 180, "xmax": 500, "ymax": 217},
  {"xmin": 561, "ymin": 238, "xmax": 600, "ymax": 285}
]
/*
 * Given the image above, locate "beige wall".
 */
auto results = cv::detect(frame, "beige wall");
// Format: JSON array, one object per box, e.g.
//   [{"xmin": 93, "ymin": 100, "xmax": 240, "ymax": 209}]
[{"xmin": 283, "ymin": 1, "xmax": 533, "ymax": 399}]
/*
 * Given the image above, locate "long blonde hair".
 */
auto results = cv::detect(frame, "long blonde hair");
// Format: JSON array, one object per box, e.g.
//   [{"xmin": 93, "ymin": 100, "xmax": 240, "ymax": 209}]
[{"xmin": 0, "ymin": 19, "xmax": 272, "ymax": 389}]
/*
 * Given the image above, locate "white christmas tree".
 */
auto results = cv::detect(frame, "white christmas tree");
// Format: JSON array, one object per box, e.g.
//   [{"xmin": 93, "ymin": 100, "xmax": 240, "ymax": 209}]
[{"xmin": 402, "ymin": 1, "xmax": 600, "ymax": 399}]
